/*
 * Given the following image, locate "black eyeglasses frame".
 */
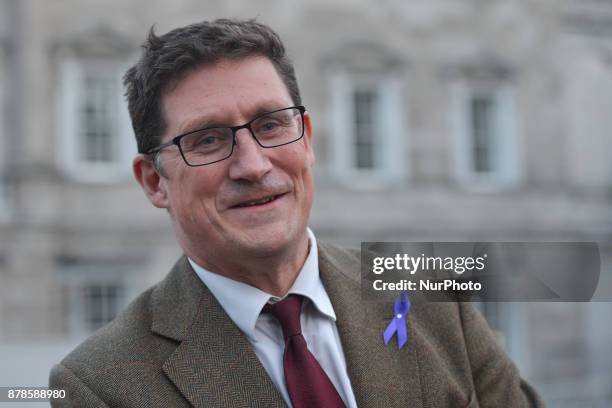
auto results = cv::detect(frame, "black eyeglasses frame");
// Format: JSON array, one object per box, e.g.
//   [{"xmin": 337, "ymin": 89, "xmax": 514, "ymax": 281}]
[{"xmin": 144, "ymin": 105, "xmax": 306, "ymax": 167}]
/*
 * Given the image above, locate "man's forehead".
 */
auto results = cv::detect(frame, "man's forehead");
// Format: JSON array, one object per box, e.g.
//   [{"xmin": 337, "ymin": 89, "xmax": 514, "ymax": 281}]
[
  {"xmin": 177, "ymin": 100, "xmax": 293, "ymax": 134},
  {"xmin": 161, "ymin": 56, "xmax": 293, "ymax": 136}
]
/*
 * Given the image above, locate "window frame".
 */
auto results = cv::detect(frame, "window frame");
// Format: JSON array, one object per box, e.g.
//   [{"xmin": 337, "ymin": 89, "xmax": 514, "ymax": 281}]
[
  {"xmin": 59, "ymin": 261, "xmax": 131, "ymax": 337},
  {"xmin": 56, "ymin": 58, "xmax": 134, "ymax": 183},
  {"xmin": 81, "ymin": 282, "xmax": 124, "ymax": 332},
  {"xmin": 450, "ymin": 80, "xmax": 521, "ymax": 190},
  {"xmin": 329, "ymin": 73, "xmax": 407, "ymax": 188}
]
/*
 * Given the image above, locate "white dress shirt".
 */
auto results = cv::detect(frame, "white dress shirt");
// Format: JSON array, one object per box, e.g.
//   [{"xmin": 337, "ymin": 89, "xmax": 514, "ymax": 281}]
[{"xmin": 189, "ymin": 229, "xmax": 358, "ymax": 408}]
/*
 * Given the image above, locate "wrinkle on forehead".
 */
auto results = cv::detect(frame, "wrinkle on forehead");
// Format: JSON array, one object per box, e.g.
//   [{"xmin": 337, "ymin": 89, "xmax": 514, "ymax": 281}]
[
  {"xmin": 176, "ymin": 100, "xmax": 291, "ymax": 136},
  {"xmin": 161, "ymin": 56, "xmax": 293, "ymax": 139}
]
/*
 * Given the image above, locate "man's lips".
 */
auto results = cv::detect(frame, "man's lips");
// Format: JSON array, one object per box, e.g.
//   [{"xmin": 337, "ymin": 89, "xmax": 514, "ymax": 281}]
[{"xmin": 228, "ymin": 193, "xmax": 286, "ymax": 209}]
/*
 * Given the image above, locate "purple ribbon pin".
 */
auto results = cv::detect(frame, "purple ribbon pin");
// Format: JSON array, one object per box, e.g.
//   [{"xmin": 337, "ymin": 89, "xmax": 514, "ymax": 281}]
[{"xmin": 383, "ymin": 292, "xmax": 411, "ymax": 349}]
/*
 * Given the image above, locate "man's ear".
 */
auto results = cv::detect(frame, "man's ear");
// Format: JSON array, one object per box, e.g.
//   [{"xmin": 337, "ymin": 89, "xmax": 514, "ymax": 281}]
[
  {"xmin": 303, "ymin": 111, "xmax": 315, "ymax": 166},
  {"xmin": 133, "ymin": 154, "xmax": 169, "ymax": 209}
]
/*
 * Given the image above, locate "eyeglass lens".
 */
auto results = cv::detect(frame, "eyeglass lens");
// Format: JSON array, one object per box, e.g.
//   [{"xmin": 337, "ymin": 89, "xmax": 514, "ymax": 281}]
[{"xmin": 179, "ymin": 107, "xmax": 304, "ymax": 166}]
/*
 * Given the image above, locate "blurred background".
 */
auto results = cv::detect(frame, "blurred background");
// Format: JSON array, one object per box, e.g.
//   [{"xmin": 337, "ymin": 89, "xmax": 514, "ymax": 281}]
[{"xmin": 0, "ymin": 0, "xmax": 611, "ymax": 406}]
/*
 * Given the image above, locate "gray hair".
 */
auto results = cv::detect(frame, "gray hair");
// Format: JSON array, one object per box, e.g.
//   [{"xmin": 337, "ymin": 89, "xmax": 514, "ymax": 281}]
[{"xmin": 123, "ymin": 18, "xmax": 302, "ymax": 155}]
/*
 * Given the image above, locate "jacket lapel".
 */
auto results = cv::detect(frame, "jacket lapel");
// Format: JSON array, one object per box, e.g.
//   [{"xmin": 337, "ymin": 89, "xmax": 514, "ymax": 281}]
[
  {"xmin": 150, "ymin": 257, "xmax": 286, "ymax": 408},
  {"xmin": 318, "ymin": 244, "xmax": 424, "ymax": 408}
]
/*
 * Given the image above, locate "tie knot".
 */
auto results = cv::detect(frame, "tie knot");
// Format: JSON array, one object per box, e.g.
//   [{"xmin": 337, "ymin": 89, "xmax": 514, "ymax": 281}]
[{"xmin": 262, "ymin": 294, "xmax": 303, "ymax": 338}]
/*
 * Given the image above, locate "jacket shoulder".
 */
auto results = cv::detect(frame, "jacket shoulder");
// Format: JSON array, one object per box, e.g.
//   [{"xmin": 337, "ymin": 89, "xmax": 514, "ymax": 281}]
[
  {"xmin": 59, "ymin": 285, "xmax": 163, "ymax": 369},
  {"xmin": 50, "ymin": 282, "xmax": 181, "ymax": 405}
]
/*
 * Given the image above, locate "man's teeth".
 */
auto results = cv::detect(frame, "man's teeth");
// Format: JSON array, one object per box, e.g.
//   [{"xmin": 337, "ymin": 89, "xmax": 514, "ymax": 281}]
[{"xmin": 242, "ymin": 196, "xmax": 275, "ymax": 206}]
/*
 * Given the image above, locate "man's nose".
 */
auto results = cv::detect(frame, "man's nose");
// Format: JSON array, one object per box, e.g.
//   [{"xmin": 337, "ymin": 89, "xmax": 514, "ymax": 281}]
[{"xmin": 228, "ymin": 128, "xmax": 273, "ymax": 181}]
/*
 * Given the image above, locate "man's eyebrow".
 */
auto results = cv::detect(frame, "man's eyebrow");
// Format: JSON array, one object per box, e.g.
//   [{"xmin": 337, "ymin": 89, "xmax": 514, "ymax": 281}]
[
  {"xmin": 249, "ymin": 103, "xmax": 286, "ymax": 118},
  {"xmin": 177, "ymin": 103, "xmax": 290, "ymax": 135},
  {"xmin": 178, "ymin": 118, "xmax": 224, "ymax": 135}
]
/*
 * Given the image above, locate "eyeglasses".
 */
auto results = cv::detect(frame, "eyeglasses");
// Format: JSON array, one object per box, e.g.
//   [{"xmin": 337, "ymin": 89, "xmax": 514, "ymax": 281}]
[{"xmin": 145, "ymin": 105, "xmax": 306, "ymax": 167}]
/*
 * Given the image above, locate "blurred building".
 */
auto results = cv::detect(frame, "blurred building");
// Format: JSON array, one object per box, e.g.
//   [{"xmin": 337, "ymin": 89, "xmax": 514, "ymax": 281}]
[{"xmin": 0, "ymin": 0, "xmax": 611, "ymax": 406}]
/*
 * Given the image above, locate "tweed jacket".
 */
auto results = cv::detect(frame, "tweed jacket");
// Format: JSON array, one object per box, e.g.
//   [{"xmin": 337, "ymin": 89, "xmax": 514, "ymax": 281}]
[{"xmin": 49, "ymin": 243, "xmax": 544, "ymax": 407}]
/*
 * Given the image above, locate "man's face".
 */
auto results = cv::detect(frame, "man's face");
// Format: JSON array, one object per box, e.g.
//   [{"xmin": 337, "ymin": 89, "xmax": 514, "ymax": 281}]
[{"xmin": 145, "ymin": 56, "xmax": 314, "ymax": 266}]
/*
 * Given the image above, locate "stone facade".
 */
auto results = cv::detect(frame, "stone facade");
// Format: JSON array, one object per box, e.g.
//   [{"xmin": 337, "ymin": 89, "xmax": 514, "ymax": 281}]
[{"xmin": 0, "ymin": 0, "xmax": 611, "ymax": 405}]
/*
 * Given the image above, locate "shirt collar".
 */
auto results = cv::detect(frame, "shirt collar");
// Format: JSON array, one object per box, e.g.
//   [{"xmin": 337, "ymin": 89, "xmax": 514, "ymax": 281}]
[{"xmin": 188, "ymin": 228, "xmax": 336, "ymax": 342}]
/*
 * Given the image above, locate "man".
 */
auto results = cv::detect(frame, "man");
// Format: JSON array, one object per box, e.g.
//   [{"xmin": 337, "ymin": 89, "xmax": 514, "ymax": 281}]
[{"xmin": 50, "ymin": 19, "xmax": 544, "ymax": 407}]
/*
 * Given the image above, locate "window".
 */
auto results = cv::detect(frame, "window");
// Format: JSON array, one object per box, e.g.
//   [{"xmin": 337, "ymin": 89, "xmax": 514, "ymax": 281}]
[
  {"xmin": 470, "ymin": 93, "xmax": 496, "ymax": 174},
  {"xmin": 81, "ymin": 72, "xmax": 120, "ymax": 163},
  {"xmin": 57, "ymin": 59, "xmax": 134, "ymax": 182},
  {"xmin": 330, "ymin": 75, "xmax": 406, "ymax": 187},
  {"xmin": 59, "ymin": 260, "xmax": 130, "ymax": 336},
  {"xmin": 82, "ymin": 284, "xmax": 123, "ymax": 331},
  {"xmin": 353, "ymin": 87, "xmax": 379, "ymax": 169},
  {"xmin": 450, "ymin": 82, "xmax": 521, "ymax": 189}
]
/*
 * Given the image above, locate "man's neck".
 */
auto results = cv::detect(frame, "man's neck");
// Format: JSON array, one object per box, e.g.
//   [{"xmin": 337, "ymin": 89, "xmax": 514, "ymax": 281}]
[{"xmin": 187, "ymin": 233, "xmax": 311, "ymax": 297}]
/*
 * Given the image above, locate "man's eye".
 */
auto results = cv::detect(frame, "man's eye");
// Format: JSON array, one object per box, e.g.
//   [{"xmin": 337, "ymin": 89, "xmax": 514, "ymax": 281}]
[
  {"xmin": 199, "ymin": 136, "xmax": 221, "ymax": 145},
  {"xmin": 259, "ymin": 121, "xmax": 279, "ymax": 132},
  {"xmin": 184, "ymin": 131, "xmax": 228, "ymax": 150}
]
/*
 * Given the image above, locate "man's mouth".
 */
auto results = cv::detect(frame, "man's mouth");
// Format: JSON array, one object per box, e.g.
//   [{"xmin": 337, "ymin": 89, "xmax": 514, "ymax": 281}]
[{"xmin": 232, "ymin": 194, "xmax": 284, "ymax": 208}]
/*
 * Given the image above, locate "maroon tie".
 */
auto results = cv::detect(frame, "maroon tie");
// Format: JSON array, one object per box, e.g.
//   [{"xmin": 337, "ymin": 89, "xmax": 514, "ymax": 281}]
[{"xmin": 263, "ymin": 295, "xmax": 346, "ymax": 408}]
